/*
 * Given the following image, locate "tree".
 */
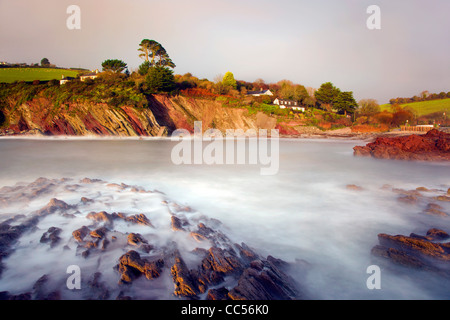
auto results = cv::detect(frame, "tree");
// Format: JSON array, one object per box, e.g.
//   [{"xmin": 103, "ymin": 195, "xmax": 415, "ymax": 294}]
[
  {"xmin": 333, "ymin": 91, "xmax": 358, "ymax": 115},
  {"xmin": 358, "ymin": 99, "xmax": 380, "ymax": 115},
  {"xmin": 314, "ymin": 82, "xmax": 341, "ymax": 109},
  {"xmin": 145, "ymin": 66, "xmax": 175, "ymax": 93},
  {"xmin": 101, "ymin": 59, "xmax": 127, "ymax": 73},
  {"xmin": 222, "ymin": 72, "xmax": 237, "ymax": 89},
  {"xmin": 138, "ymin": 39, "xmax": 176, "ymax": 68},
  {"xmin": 138, "ymin": 61, "xmax": 151, "ymax": 76},
  {"xmin": 40, "ymin": 58, "xmax": 50, "ymax": 67}
]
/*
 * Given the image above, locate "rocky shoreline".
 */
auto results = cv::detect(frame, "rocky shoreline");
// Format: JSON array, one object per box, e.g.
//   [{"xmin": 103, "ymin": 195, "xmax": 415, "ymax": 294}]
[
  {"xmin": 353, "ymin": 129, "xmax": 450, "ymax": 161},
  {"xmin": 0, "ymin": 177, "xmax": 307, "ymax": 300}
]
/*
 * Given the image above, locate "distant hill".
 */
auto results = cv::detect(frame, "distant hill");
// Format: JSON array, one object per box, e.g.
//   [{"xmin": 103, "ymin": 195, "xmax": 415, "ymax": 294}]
[
  {"xmin": 380, "ymin": 98, "xmax": 450, "ymax": 116},
  {"xmin": 0, "ymin": 68, "xmax": 80, "ymax": 83}
]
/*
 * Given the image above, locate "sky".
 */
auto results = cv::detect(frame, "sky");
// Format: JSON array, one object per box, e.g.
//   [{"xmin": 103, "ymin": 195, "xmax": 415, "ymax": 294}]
[{"xmin": 0, "ymin": 0, "xmax": 449, "ymax": 103}]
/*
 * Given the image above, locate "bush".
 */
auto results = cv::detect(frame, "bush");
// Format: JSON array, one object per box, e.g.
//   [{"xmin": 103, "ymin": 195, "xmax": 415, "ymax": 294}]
[
  {"xmin": 145, "ymin": 66, "xmax": 175, "ymax": 93},
  {"xmin": 392, "ymin": 109, "xmax": 414, "ymax": 126}
]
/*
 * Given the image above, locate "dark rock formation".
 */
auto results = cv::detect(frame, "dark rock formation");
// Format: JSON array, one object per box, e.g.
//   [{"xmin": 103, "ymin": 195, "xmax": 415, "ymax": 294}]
[
  {"xmin": 354, "ymin": 129, "xmax": 450, "ymax": 161},
  {"xmin": 227, "ymin": 257, "xmax": 300, "ymax": 300},
  {"xmin": 39, "ymin": 227, "xmax": 62, "ymax": 248},
  {"xmin": 72, "ymin": 226, "xmax": 90, "ymax": 242},
  {"xmin": 371, "ymin": 228, "xmax": 450, "ymax": 275}
]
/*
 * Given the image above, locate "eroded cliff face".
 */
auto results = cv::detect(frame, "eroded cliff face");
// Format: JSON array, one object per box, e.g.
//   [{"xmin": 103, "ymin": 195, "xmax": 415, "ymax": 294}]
[{"xmin": 0, "ymin": 95, "xmax": 277, "ymax": 137}]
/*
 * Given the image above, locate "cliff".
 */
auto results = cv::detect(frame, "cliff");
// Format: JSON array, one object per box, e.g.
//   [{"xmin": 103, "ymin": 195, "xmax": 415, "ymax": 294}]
[{"xmin": 0, "ymin": 95, "xmax": 278, "ymax": 137}]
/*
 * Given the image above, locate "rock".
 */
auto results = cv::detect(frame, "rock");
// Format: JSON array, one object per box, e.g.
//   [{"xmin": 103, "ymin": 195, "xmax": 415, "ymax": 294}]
[
  {"xmin": 87, "ymin": 272, "xmax": 110, "ymax": 300},
  {"xmin": 0, "ymin": 291, "xmax": 32, "ymax": 300},
  {"xmin": 86, "ymin": 211, "xmax": 116, "ymax": 224},
  {"xmin": 207, "ymin": 287, "xmax": 230, "ymax": 300},
  {"xmin": 39, "ymin": 227, "xmax": 62, "ymax": 248},
  {"xmin": 125, "ymin": 213, "xmax": 152, "ymax": 227},
  {"xmin": 72, "ymin": 226, "xmax": 90, "ymax": 242},
  {"xmin": 80, "ymin": 197, "xmax": 93, "ymax": 204},
  {"xmin": 37, "ymin": 198, "xmax": 73, "ymax": 216},
  {"xmin": 228, "ymin": 258, "xmax": 300, "ymax": 300},
  {"xmin": 397, "ymin": 195, "xmax": 419, "ymax": 205},
  {"xmin": 171, "ymin": 216, "xmax": 186, "ymax": 231},
  {"xmin": 90, "ymin": 227, "xmax": 108, "ymax": 239},
  {"xmin": 171, "ymin": 250, "xmax": 200, "ymax": 298},
  {"xmin": 354, "ymin": 129, "xmax": 450, "ymax": 161},
  {"xmin": 80, "ymin": 178, "xmax": 103, "ymax": 184},
  {"xmin": 426, "ymin": 228, "xmax": 450, "ymax": 241},
  {"xmin": 116, "ymin": 250, "xmax": 164, "ymax": 285},
  {"xmin": 434, "ymin": 195, "xmax": 450, "ymax": 202},
  {"xmin": 371, "ymin": 229, "xmax": 450, "ymax": 275},
  {"xmin": 127, "ymin": 233, "xmax": 147, "ymax": 246},
  {"xmin": 423, "ymin": 203, "xmax": 448, "ymax": 217},
  {"xmin": 190, "ymin": 223, "xmax": 216, "ymax": 242},
  {"xmin": 346, "ymin": 184, "xmax": 363, "ymax": 191}
]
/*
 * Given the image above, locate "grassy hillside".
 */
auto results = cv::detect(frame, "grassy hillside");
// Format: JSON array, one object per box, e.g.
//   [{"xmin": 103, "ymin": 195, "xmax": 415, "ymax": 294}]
[
  {"xmin": 380, "ymin": 98, "xmax": 450, "ymax": 116},
  {"xmin": 0, "ymin": 68, "xmax": 80, "ymax": 83}
]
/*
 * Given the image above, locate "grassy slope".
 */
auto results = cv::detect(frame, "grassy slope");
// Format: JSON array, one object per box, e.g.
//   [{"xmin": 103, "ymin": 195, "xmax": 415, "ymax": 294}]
[
  {"xmin": 0, "ymin": 68, "xmax": 79, "ymax": 83},
  {"xmin": 380, "ymin": 98, "xmax": 450, "ymax": 116}
]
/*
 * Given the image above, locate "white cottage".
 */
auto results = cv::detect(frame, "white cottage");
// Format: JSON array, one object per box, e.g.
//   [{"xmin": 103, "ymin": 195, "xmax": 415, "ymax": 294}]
[
  {"xmin": 273, "ymin": 98, "xmax": 305, "ymax": 112},
  {"xmin": 80, "ymin": 69, "xmax": 100, "ymax": 81}
]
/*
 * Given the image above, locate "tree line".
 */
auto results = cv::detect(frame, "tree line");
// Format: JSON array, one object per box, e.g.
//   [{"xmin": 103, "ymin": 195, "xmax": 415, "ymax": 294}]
[{"xmin": 389, "ymin": 90, "xmax": 450, "ymax": 105}]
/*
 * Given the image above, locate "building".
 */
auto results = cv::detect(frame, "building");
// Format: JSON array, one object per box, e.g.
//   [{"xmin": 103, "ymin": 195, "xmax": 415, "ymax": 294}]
[
  {"xmin": 80, "ymin": 69, "xmax": 100, "ymax": 81},
  {"xmin": 60, "ymin": 75, "xmax": 75, "ymax": 85},
  {"xmin": 247, "ymin": 89, "xmax": 274, "ymax": 97},
  {"xmin": 273, "ymin": 98, "xmax": 305, "ymax": 112}
]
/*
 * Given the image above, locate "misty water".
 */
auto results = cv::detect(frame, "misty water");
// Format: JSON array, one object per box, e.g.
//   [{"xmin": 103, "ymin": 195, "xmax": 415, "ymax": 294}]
[{"xmin": 0, "ymin": 137, "xmax": 449, "ymax": 299}]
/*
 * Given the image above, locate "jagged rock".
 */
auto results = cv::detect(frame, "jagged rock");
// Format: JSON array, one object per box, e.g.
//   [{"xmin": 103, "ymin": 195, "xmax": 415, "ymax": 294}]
[
  {"xmin": 86, "ymin": 211, "xmax": 116, "ymax": 224},
  {"xmin": 127, "ymin": 233, "xmax": 147, "ymax": 246},
  {"xmin": 354, "ymin": 129, "xmax": 450, "ymax": 161},
  {"xmin": 90, "ymin": 227, "xmax": 108, "ymax": 239},
  {"xmin": 72, "ymin": 226, "xmax": 90, "ymax": 242},
  {"xmin": 423, "ymin": 203, "xmax": 448, "ymax": 217},
  {"xmin": 116, "ymin": 250, "xmax": 164, "ymax": 284},
  {"xmin": 171, "ymin": 250, "xmax": 200, "ymax": 298},
  {"xmin": 80, "ymin": 197, "xmax": 93, "ymax": 204},
  {"xmin": 434, "ymin": 195, "xmax": 450, "ymax": 202},
  {"xmin": 371, "ymin": 229, "xmax": 450, "ymax": 275},
  {"xmin": 171, "ymin": 216, "xmax": 186, "ymax": 231},
  {"xmin": 87, "ymin": 272, "xmax": 110, "ymax": 300},
  {"xmin": 0, "ymin": 291, "xmax": 32, "ymax": 300},
  {"xmin": 0, "ymin": 215, "xmax": 40, "ymax": 277},
  {"xmin": 39, "ymin": 227, "xmax": 62, "ymax": 248},
  {"xmin": 80, "ymin": 178, "xmax": 103, "ymax": 184},
  {"xmin": 125, "ymin": 213, "xmax": 152, "ymax": 227},
  {"xmin": 397, "ymin": 195, "xmax": 419, "ymax": 205},
  {"xmin": 426, "ymin": 228, "xmax": 450, "ymax": 241},
  {"xmin": 228, "ymin": 257, "xmax": 300, "ymax": 300},
  {"xmin": 207, "ymin": 287, "xmax": 230, "ymax": 300},
  {"xmin": 37, "ymin": 198, "xmax": 73, "ymax": 216}
]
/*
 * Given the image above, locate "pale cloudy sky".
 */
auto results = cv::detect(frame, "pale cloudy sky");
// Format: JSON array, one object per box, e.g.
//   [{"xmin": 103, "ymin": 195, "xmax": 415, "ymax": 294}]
[{"xmin": 0, "ymin": 0, "xmax": 449, "ymax": 103}]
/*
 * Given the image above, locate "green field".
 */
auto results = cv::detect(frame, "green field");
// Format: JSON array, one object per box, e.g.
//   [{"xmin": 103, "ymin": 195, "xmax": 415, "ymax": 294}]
[
  {"xmin": 0, "ymin": 68, "xmax": 80, "ymax": 83},
  {"xmin": 380, "ymin": 98, "xmax": 450, "ymax": 116}
]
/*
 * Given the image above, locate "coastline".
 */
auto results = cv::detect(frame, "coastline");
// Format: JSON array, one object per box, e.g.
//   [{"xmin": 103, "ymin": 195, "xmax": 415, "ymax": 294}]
[{"xmin": 0, "ymin": 128, "xmax": 429, "ymax": 142}]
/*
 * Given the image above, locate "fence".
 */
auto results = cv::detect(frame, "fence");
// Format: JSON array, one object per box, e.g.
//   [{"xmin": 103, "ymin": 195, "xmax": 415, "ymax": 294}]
[{"xmin": 400, "ymin": 125, "xmax": 434, "ymax": 132}]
